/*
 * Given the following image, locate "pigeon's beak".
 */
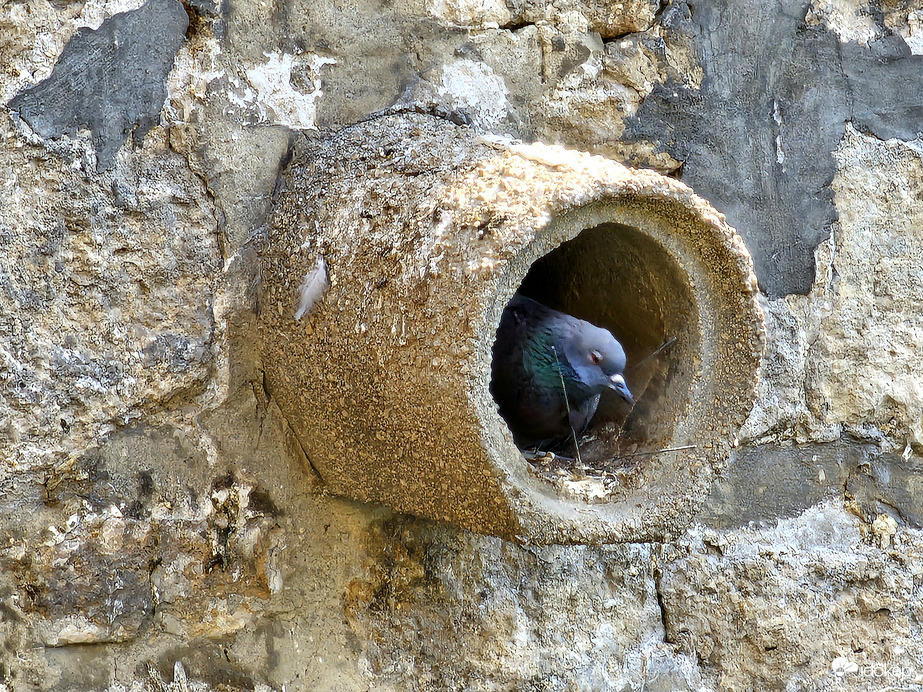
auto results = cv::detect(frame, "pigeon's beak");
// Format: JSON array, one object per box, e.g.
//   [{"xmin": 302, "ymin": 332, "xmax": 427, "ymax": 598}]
[{"xmin": 607, "ymin": 373, "xmax": 634, "ymax": 405}]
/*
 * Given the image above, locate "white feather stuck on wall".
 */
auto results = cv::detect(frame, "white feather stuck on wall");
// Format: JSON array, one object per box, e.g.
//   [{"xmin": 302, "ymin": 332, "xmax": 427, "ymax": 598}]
[{"xmin": 294, "ymin": 257, "xmax": 329, "ymax": 320}]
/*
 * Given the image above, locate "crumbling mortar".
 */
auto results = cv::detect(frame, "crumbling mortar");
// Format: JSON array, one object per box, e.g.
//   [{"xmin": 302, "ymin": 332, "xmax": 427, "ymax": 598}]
[
  {"xmin": 170, "ymin": 144, "xmax": 229, "ymax": 260},
  {"xmin": 356, "ymin": 100, "xmax": 480, "ymax": 131},
  {"xmin": 251, "ymin": 368, "xmax": 324, "ymax": 483},
  {"xmin": 600, "ymin": 29, "xmax": 646, "ymax": 44},
  {"xmin": 651, "ymin": 543, "xmax": 672, "ymax": 644},
  {"xmin": 653, "ymin": 0, "xmax": 671, "ymax": 23},
  {"xmin": 148, "ymin": 554, "xmax": 164, "ymax": 611},
  {"xmin": 498, "ymin": 19, "xmax": 537, "ymax": 33}
]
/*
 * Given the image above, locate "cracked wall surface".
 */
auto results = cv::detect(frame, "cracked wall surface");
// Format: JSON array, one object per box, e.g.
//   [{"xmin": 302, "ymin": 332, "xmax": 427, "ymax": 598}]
[{"xmin": 0, "ymin": 0, "xmax": 922, "ymax": 690}]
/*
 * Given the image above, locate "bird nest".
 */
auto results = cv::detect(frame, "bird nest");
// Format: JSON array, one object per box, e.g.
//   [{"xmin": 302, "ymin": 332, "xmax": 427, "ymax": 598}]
[
  {"xmin": 261, "ymin": 112, "xmax": 764, "ymax": 544},
  {"xmin": 503, "ymin": 220, "xmax": 703, "ymax": 503}
]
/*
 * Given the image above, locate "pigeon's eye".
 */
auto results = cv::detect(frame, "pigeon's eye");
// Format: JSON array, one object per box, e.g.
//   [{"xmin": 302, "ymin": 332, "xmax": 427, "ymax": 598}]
[{"xmin": 590, "ymin": 350, "xmax": 602, "ymax": 365}]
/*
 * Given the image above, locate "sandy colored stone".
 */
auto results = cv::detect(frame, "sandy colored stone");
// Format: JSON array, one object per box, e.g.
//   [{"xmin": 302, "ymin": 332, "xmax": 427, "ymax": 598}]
[
  {"xmin": 512, "ymin": 0, "xmax": 661, "ymax": 38},
  {"xmin": 660, "ymin": 503, "xmax": 923, "ymax": 690},
  {"xmin": 0, "ymin": 117, "xmax": 219, "ymax": 477},
  {"xmin": 345, "ymin": 515, "xmax": 707, "ymax": 690},
  {"xmin": 743, "ymin": 127, "xmax": 923, "ymax": 453},
  {"xmin": 0, "ymin": 0, "xmax": 922, "ymax": 689},
  {"xmin": 809, "ymin": 128, "xmax": 923, "ymax": 450},
  {"xmin": 532, "ymin": 20, "xmax": 698, "ymax": 171}
]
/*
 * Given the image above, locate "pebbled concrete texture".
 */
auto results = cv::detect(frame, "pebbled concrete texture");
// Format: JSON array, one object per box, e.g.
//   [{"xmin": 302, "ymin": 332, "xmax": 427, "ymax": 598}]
[
  {"xmin": 261, "ymin": 113, "xmax": 763, "ymax": 544},
  {"xmin": 0, "ymin": 0, "xmax": 923, "ymax": 689}
]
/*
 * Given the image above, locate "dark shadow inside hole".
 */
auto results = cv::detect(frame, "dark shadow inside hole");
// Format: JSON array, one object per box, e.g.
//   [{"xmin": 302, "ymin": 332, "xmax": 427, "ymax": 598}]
[{"xmin": 496, "ymin": 223, "xmax": 699, "ymax": 471}]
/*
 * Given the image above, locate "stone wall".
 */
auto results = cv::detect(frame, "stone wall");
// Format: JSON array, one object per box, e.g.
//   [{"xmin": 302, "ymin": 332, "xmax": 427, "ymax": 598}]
[{"xmin": 1, "ymin": 0, "xmax": 921, "ymax": 689}]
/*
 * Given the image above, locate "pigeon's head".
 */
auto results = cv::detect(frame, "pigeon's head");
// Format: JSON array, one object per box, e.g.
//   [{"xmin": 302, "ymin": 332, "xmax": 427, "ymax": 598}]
[{"xmin": 563, "ymin": 323, "xmax": 634, "ymax": 404}]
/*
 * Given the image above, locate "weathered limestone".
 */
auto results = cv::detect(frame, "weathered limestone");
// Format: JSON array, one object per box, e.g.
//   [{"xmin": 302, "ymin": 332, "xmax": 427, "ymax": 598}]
[{"xmin": 0, "ymin": 0, "xmax": 922, "ymax": 689}]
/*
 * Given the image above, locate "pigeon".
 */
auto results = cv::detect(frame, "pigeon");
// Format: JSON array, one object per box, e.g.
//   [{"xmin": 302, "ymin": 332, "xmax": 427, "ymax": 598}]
[{"xmin": 490, "ymin": 294, "xmax": 634, "ymax": 450}]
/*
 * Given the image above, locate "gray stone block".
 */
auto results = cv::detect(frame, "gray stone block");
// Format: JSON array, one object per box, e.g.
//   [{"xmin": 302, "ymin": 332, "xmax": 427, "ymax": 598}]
[
  {"xmin": 7, "ymin": 0, "xmax": 188, "ymax": 170},
  {"xmin": 625, "ymin": 0, "xmax": 923, "ymax": 298}
]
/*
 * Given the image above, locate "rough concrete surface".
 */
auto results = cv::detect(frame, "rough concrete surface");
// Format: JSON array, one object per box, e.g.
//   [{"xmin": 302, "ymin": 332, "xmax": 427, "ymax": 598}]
[
  {"xmin": 260, "ymin": 113, "xmax": 763, "ymax": 544},
  {"xmin": 1, "ymin": 0, "xmax": 922, "ymax": 689}
]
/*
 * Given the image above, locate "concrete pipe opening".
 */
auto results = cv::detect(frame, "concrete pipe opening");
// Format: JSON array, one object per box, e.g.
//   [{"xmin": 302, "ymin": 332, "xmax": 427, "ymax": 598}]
[
  {"xmin": 501, "ymin": 221, "xmax": 700, "ymax": 491},
  {"xmin": 260, "ymin": 113, "xmax": 764, "ymax": 545}
]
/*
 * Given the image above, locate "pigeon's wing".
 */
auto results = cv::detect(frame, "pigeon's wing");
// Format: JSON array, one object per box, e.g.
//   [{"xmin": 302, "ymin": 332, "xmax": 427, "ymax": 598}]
[
  {"xmin": 491, "ymin": 300, "xmax": 536, "ymax": 426},
  {"xmin": 491, "ymin": 297, "xmax": 571, "ymax": 447},
  {"xmin": 570, "ymin": 393, "xmax": 600, "ymax": 435}
]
